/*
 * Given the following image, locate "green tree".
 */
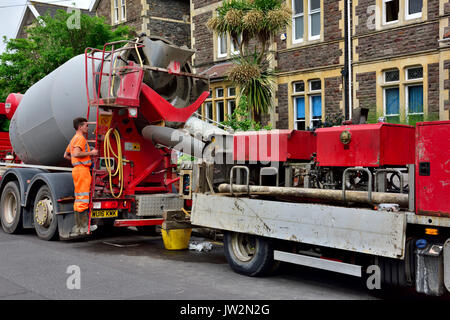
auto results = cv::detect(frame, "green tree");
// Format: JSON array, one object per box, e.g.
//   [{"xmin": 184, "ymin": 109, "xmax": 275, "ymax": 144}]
[
  {"xmin": 222, "ymin": 94, "xmax": 272, "ymax": 131},
  {"xmin": 0, "ymin": 10, "xmax": 134, "ymax": 101},
  {"xmin": 207, "ymin": 0, "xmax": 291, "ymax": 125}
]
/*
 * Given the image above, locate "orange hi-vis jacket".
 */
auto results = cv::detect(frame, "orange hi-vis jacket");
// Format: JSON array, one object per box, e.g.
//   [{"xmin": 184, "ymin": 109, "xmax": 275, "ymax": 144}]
[{"xmin": 66, "ymin": 134, "xmax": 92, "ymax": 213}]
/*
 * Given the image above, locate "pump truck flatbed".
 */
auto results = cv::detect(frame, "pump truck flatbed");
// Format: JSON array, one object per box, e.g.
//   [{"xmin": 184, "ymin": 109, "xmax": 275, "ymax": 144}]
[{"xmin": 184, "ymin": 121, "xmax": 450, "ymax": 297}]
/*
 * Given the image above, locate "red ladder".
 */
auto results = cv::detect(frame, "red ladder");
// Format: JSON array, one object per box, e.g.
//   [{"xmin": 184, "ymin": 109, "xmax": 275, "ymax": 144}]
[{"xmin": 84, "ymin": 40, "xmax": 145, "ymax": 234}]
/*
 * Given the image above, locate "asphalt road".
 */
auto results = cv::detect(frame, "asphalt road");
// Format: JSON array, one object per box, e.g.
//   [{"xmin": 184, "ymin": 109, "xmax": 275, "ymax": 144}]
[{"xmin": 0, "ymin": 226, "xmax": 392, "ymax": 301}]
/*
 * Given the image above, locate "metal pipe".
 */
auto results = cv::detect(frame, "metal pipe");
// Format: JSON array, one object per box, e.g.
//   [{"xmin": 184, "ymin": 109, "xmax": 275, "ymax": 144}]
[
  {"xmin": 184, "ymin": 116, "xmax": 230, "ymax": 142},
  {"xmin": 142, "ymin": 125, "xmax": 205, "ymax": 157},
  {"xmin": 218, "ymin": 184, "xmax": 409, "ymax": 208}
]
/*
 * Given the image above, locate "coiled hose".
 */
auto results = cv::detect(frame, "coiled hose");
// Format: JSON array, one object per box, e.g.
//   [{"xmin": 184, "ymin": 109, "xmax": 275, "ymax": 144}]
[{"xmin": 104, "ymin": 128, "xmax": 126, "ymax": 198}]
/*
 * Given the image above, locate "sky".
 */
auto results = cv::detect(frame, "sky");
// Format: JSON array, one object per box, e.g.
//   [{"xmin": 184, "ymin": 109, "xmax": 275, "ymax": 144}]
[{"xmin": 0, "ymin": 0, "xmax": 93, "ymax": 53}]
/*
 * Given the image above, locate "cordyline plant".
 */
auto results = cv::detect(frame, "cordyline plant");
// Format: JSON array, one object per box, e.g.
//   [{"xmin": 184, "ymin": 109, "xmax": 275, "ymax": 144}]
[
  {"xmin": 228, "ymin": 53, "xmax": 276, "ymax": 115},
  {"xmin": 207, "ymin": 0, "xmax": 291, "ymax": 122}
]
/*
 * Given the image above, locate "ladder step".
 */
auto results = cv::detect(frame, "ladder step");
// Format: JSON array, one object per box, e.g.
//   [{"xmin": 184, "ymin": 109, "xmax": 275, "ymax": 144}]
[
  {"xmin": 273, "ymin": 251, "xmax": 362, "ymax": 277},
  {"xmin": 87, "ymin": 140, "xmax": 96, "ymax": 143},
  {"xmin": 87, "ymin": 122, "xmax": 97, "ymax": 125},
  {"xmin": 114, "ymin": 219, "xmax": 164, "ymax": 228}
]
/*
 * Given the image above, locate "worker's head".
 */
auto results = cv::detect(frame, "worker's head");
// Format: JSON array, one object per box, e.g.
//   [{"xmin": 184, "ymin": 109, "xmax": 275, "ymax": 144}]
[{"xmin": 73, "ymin": 117, "xmax": 88, "ymax": 132}]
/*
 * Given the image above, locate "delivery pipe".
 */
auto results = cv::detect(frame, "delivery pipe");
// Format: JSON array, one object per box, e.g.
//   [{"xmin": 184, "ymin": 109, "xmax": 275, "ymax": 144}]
[
  {"xmin": 218, "ymin": 184, "xmax": 409, "ymax": 208},
  {"xmin": 183, "ymin": 116, "xmax": 230, "ymax": 142},
  {"xmin": 142, "ymin": 125, "xmax": 205, "ymax": 158}
]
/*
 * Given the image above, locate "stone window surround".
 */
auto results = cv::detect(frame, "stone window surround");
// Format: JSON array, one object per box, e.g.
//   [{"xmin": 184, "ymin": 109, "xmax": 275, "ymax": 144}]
[
  {"xmin": 381, "ymin": 65, "xmax": 424, "ymax": 122},
  {"xmin": 217, "ymin": 34, "xmax": 227, "ymax": 58},
  {"xmin": 215, "ymin": 32, "xmax": 240, "ymax": 60},
  {"xmin": 202, "ymin": 82, "xmax": 237, "ymax": 123},
  {"xmin": 382, "ymin": 0, "xmax": 423, "ymax": 24},
  {"xmin": 289, "ymin": 0, "xmax": 323, "ymax": 47},
  {"xmin": 111, "ymin": 0, "xmax": 126, "ymax": 24},
  {"xmin": 375, "ymin": 0, "xmax": 427, "ymax": 31},
  {"xmin": 292, "ymin": 78, "xmax": 324, "ymax": 130},
  {"xmin": 405, "ymin": 0, "xmax": 423, "ymax": 20},
  {"xmin": 405, "ymin": 66, "xmax": 424, "ymax": 121}
]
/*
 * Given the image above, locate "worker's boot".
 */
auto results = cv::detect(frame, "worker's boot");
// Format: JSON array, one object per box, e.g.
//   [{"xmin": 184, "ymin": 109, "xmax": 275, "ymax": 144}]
[
  {"xmin": 79, "ymin": 210, "xmax": 97, "ymax": 233},
  {"xmin": 69, "ymin": 212, "xmax": 82, "ymax": 237}
]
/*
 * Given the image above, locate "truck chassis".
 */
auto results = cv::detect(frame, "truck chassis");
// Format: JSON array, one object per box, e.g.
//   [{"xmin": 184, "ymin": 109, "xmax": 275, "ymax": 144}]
[{"xmin": 191, "ymin": 192, "xmax": 450, "ymax": 296}]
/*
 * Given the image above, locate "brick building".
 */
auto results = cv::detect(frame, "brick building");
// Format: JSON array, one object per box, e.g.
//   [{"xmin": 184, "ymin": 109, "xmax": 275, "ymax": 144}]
[
  {"xmin": 191, "ymin": 0, "xmax": 450, "ymax": 129},
  {"xmin": 353, "ymin": 0, "xmax": 449, "ymax": 124},
  {"xmin": 90, "ymin": 0, "xmax": 191, "ymax": 48}
]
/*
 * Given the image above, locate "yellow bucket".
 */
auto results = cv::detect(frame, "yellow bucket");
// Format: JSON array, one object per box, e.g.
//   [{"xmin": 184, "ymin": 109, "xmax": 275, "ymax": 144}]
[{"xmin": 161, "ymin": 228, "xmax": 192, "ymax": 250}]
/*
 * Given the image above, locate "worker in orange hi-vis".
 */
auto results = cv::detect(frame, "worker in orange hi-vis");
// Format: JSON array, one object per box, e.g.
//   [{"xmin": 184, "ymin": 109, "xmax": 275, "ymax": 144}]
[{"xmin": 64, "ymin": 117, "xmax": 99, "ymax": 235}]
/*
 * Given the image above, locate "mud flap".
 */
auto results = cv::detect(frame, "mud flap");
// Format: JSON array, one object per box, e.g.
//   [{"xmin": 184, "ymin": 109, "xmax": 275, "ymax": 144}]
[
  {"xmin": 444, "ymin": 239, "xmax": 450, "ymax": 293},
  {"xmin": 416, "ymin": 243, "xmax": 445, "ymax": 296},
  {"xmin": 57, "ymin": 213, "xmax": 76, "ymax": 240},
  {"xmin": 57, "ymin": 212, "xmax": 90, "ymax": 240}
]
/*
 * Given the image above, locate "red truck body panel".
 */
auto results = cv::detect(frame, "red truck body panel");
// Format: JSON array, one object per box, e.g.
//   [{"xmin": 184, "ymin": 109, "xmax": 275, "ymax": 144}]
[
  {"xmin": 233, "ymin": 130, "xmax": 316, "ymax": 162},
  {"xmin": 315, "ymin": 123, "xmax": 415, "ymax": 167},
  {"xmin": 415, "ymin": 121, "xmax": 450, "ymax": 217},
  {"xmin": 0, "ymin": 102, "xmax": 13, "ymax": 158}
]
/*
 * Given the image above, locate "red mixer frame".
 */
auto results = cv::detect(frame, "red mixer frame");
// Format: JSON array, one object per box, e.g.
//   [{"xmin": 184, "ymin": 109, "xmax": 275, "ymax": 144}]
[{"xmin": 83, "ymin": 40, "xmax": 209, "ymax": 230}]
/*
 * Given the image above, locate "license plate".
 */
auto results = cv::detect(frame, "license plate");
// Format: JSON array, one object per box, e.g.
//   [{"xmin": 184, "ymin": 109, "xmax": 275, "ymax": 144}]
[{"xmin": 91, "ymin": 210, "xmax": 118, "ymax": 218}]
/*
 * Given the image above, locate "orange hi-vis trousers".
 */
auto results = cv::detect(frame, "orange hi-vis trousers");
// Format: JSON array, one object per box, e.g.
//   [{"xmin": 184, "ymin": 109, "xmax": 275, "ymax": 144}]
[{"xmin": 72, "ymin": 165, "xmax": 92, "ymax": 213}]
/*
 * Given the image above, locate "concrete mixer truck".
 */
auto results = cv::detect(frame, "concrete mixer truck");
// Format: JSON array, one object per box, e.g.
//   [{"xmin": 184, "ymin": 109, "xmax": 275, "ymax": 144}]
[{"xmin": 0, "ymin": 36, "xmax": 226, "ymax": 241}]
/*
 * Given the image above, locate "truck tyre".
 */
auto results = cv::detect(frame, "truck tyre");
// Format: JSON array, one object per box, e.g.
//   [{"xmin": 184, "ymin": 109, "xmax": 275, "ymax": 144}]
[
  {"xmin": 33, "ymin": 185, "xmax": 58, "ymax": 241},
  {"xmin": 0, "ymin": 181, "xmax": 22, "ymax": 234},
  {"xmin": 223, "ymin": 231, "xmax": 278, "ymax": 277},
  {"xmin": 374, "ymin": 239, "xmax": 416, "ymax": 289}
]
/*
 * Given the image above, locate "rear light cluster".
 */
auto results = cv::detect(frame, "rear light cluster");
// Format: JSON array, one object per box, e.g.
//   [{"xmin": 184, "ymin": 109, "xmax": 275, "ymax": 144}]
[{"xmin": 93, "ymin": 200, "xmax": 129, "ymax": 209}]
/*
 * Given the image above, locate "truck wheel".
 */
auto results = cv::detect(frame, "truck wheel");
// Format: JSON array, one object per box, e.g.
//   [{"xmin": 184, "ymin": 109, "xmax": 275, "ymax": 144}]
[
  {"xmin": 223, "ymin": 231, "xmax": 277, "ymax": 277},
  {"xmin": 378, "ymin": 241, "xmax": 416, "ymax": 288},
  {"xmin": 0, "ymin": 181, "xmax": 22, "ymax": 234},
  {"xmin": 33, "ymin": 185, "xmax": 58, "ymax": 241}
]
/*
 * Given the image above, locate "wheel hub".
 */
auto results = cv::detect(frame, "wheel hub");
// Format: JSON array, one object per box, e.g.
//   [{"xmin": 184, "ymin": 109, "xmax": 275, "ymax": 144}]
[
  {"xmin": 3, "ymin": 193, "xmax": 17, "ymax": 224},
  {"xmin": 35, "ymin": 199, "xmax": 53, "ymax": 227},
  {"xmin": 231, "ymin": 233, "xmax": 256, "ymax": 262}
]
